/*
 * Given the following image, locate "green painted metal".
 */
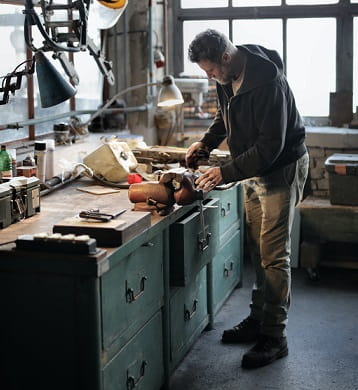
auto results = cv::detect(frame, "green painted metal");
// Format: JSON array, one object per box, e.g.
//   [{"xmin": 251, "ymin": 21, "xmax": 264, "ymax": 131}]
[
  {"xmin": 169, "ymin": 198, "xmax": 219, "ymax": 286},
  {"xmin": 211, "ymin": 226, "xmax": 242, "ymax": 316},
  {"xmin": 101, "ymin": 233, "xmax": 164, "ymax": 361},
  {"xmin": 103, "ymin": 312, "xmax": 164, "ymax": 390},
  {"xmin": 169, "ymin": 267, "xmax": 208, "ymax": 371},
  {"xmin": 0, "ymin": 185, "xmax": 244, "ymax": 390},
  {"xmin": 212, "ymin": 184, "xmax": 240, "ymax": 237}
]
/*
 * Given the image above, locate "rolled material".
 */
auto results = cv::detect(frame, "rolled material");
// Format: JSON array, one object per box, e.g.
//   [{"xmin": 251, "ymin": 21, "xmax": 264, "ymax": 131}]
[{"xmin": 128, "ymin": 181, "xmax": 174, "ymax": 205}]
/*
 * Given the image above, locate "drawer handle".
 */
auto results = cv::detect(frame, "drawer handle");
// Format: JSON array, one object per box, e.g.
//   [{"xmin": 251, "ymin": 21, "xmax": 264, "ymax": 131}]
[
  {"xmin": 126, "ymin": 276, "xmax": 147, "ymax": 303},
  {"xmin": 127, "ymin": 360, "xmax": 147, "ymax": 390},
  {"xmin": 184, "ymin": 298, "xmax": 198, "ymax": 321},
  {"xmin": 221, "ymin": 202, "xmax": 231, "ymax": 217},
  {"xmin": 142, "ymin": 241, "xmax": 154, "ymax": 247},
  {"xmin": 198, "ymin": 229, "xmax": 211, "ymax": 252},
  {"xmin": 224, "ymin": 261, "xmax": 234, "ymax": 278}
]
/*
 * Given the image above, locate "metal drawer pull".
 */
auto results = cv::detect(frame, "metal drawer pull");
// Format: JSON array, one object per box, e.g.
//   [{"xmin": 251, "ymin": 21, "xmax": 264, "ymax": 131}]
[
  {"xmin": 184, "ymin": 298, "xmax": 198, "ymax": 321},
  {"xmin": 198, "ymin": 230, "xmax": 211, "ymax": 252},
  {"xmin": 126, "ymin": 276, "xmax": 147, "ymax": 303},
  {"xmin": 142, "ymin": 241, "xmax": 154, "ymax": 247},
  {"xmin": 224, "ymin": 261, "xmax": 234, "ymax": 278},
  {"xmin": 221, "ymin": 202, "xmax": 231, "ymax": 217},
  {"xmin": 127, "ymin": 360, "xmax": 147, "ymax": 390}
]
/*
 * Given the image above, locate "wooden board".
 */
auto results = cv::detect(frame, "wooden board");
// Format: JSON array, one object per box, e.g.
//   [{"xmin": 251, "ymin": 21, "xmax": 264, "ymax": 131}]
[{"xmin": 53, "ymin": 211, "xmax": 151, "ymax": 247}]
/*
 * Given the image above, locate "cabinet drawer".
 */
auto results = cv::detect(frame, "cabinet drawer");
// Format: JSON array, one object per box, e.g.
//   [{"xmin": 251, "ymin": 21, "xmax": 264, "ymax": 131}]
[
  {"xmin": 211, "ymin": 226, "xmax": 242, "ymax": 315},
  {"xmin": 103, "ymin": 311, "xmax": 164, "ymax": 390},
  {"xmin": 101, "ymin": 233, "xmax": 164, "ymax": 359},
  {"xmin": 170, "ymin": 267, "xmax": 208, "ymax": 371},
  {"xmin": 169, "ymin": 198, "xmax": 219, "ymax": 286},
  {"xmin": 212, "ymin": 184, "xmax": 240, "ymax": 237}
]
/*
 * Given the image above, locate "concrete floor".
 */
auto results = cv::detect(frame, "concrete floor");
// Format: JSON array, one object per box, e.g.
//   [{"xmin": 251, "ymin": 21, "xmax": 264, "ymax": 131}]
[{"xmin": 170, "ymin": 261, "xmax": 358, "ymax": 390}]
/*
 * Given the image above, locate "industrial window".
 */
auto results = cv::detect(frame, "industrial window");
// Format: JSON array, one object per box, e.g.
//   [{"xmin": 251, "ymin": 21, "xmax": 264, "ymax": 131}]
[
  {"xmin": 232, "ymin": 19, "xmax": 283, "ymax": 58},
  {"xmin": 287, "ymin": 18, "xmax": 336, "ymax": 117},
  {"xmin": 0, "ymin": 4, "xmax": 29, "ymax": 143},
  {"xmin": 173, "ymin": 1, "xmax": 358, "ymax": 124},
  {"xmin": 181, "ymin": 0, "xmax": 229, "ymax": 8},
  {"xmin": 0, "ymin": 1, "xmax": 102, "ymax": 143}
]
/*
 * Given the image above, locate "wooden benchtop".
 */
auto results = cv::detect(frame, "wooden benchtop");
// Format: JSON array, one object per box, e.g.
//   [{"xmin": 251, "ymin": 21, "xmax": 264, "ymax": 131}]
[{"xmin": 0, "ymin": 177, "xmax": 167, "ymax": 247}]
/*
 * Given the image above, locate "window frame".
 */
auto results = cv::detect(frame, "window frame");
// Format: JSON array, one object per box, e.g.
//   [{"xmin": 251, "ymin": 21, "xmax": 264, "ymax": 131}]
[{"xmin": 171, "ymin": 0, "xmax": 358, "ymax": 123}]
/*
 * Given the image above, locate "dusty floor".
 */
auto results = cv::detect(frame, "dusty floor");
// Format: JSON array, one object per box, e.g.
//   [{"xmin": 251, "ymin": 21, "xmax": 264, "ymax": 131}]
[{"xmin": 170, "ymin": 262, "xmax": 358, "ymax": 390}]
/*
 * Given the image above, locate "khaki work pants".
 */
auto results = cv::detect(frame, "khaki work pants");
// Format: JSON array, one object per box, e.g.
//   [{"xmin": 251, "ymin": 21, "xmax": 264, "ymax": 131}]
[{"xmin": 243, "ymin": 152, "xmax": 309, "ymax": 338}]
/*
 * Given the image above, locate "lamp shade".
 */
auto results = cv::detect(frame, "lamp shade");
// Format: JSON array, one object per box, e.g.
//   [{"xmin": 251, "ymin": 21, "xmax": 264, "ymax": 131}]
[
  {"xmin": 35, "ymin": 51, "xmax": 76, "ymax": 108},
  {"xmin": 157, "ymin": 75, "xmax": 184, "ymax": 107},
  {"xmin": 89, "ymin": 0, "xmax": 128, "ymax": 30}
]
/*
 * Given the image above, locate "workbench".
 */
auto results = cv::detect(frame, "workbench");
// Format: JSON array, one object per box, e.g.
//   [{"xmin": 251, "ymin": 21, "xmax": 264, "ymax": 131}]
[{"xmin": 0, "ymin": 178, "xmax": 243, "ymax": 390}]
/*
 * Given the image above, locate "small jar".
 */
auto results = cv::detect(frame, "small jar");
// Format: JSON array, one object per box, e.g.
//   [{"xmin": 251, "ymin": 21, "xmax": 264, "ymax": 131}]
[{"xmin": 54, "ymin": 123, "xmax": 70, "ymax": 145}]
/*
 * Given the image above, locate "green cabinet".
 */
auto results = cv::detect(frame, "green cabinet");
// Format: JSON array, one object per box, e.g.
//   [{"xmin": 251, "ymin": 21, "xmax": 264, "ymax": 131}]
[
  {"xmin": 0, "ymin": 184, "xmax": 244, "ymax": 390},
  {"xmin": 213, "ymin": 184, "xmax": 240, "ymax": 237},
  {"xmin": 210, "ymin": 225, "xmax": 242, "ymax": 315},
  {"xmin": 208, "ymin": 184, "xmax": 244, "ymax": 323},
  {"xmin": 103, "ymin": 311, "xmax": 164, "ymax": 390},
  {"xmin": 102, "ymin": 233, "xmax": 164, "ymax": 361},
  {"xmin": 169, "ymin": 198, "xmax": 219, "ymax": 286},
  {"xmin": 169, "ymin": 267, "xmax": 208, "ymax": 372}
]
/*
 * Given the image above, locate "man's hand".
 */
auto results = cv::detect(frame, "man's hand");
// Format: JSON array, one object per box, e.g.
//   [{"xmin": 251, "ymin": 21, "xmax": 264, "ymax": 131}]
[
  {"xmin": 195, "ymin": 166, "xmax": 223, "ymax": 192},
  {"xmin": 185, "ymin": 141, "xmax": 205, "ymax": 169}
]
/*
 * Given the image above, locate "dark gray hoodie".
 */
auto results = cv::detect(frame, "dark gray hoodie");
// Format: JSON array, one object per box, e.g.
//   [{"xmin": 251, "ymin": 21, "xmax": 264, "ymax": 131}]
[{"xmin": 200, "ymin": 44, "xmax": 307, "ymax": 183}]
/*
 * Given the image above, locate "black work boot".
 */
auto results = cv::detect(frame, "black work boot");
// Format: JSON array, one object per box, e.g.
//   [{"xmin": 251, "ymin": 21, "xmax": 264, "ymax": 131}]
[
  {"xmin": 241, "ymin": 335, "xmax": 288, "ymax": 369},
  {"xmin": 221, "ymin": 316, "xmax": 261, "ymax": 343}
]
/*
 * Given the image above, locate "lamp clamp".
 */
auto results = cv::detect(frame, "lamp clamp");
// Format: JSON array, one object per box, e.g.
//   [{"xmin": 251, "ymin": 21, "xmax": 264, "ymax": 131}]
[{"xmin": 0, "ymin": 60, "xmax": 35, "ymax": 105}]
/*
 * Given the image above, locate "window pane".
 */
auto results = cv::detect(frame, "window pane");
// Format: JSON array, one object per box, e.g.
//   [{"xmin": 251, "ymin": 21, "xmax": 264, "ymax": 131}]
[
  {"xmin": 233, "ymin": 0, "xmax": 281, "ymax": 6},
  {"xmin": 183, "ymin": 20, "xmax": 229, "ymax": 76},
  {"xmin": 286, "ymin": 0, "xmax": 338, "ymax": 4},
  {"xmin": 287, "ymin": 18, "xmax": 336, "ymax": 117},
  {"xmin": 354, "ymin": 18, "xmax": 358, "ymax": 113},
  {"xmin": 74, "ymin": 23, "xmax": 102, "ymax": 115},
  {"xmin": 0, "ymin": 5, "xmax": 28, "ymax": 142},
  {"xmin": 181, "ymin": 0, "xmax": 228, "ymax": 8},
  {"xmin": 232, "ymin": 19, "xmax": 283, "ymax": 59}
]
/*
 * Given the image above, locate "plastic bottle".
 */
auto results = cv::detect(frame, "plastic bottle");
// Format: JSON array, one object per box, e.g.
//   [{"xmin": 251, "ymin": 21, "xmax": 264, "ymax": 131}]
[
  {"xmin": 45, "ymin": 139, "xmax": 55, "ymax": 180},
  {"xmin": 0, "ymin": 144, "xmax": 13, "ymax": 179},
  {"xmin": 34, "ymin": 141, "xmax": 47, "ymax": 183}
]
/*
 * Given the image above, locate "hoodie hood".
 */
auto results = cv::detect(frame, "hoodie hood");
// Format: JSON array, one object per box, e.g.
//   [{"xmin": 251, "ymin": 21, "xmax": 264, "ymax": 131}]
[{"xmin": 236, "ymin": 44, "xmax": 284, "ymax": 95}]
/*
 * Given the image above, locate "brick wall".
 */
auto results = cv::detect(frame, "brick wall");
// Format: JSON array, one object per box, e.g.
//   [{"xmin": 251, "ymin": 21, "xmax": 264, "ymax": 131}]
[{"xmin": 305, "ymin": 128, "xmax": 358, "ymax": 199}]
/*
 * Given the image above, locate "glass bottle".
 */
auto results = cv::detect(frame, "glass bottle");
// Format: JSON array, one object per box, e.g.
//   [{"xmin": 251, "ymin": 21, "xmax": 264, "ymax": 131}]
[{"xmin": 0, "ymin": 145, "xmax": 13, "ymax": 179}]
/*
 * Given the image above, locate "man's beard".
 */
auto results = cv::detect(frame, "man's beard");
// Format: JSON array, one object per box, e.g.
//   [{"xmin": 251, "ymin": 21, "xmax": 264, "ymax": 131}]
[{"xmin": 216, "ymin": 67, "xmax": 236, "ymax": 85}]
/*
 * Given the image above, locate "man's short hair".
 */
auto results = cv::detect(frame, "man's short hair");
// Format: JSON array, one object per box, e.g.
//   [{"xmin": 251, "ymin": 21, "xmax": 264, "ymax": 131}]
[{"xmin": 188, "ymin": 29, "xmax": 231, "ymax": 64}]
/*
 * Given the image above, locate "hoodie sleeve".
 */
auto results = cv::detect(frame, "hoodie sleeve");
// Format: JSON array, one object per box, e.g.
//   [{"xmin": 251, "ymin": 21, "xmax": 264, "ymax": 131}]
[
  {"xmin": 221, "ymin": 80, "xmax": 288, "ymax": 183},
  {"xmin": 199, "ymin": 106, "xmax": 228, "ymax": 151}
]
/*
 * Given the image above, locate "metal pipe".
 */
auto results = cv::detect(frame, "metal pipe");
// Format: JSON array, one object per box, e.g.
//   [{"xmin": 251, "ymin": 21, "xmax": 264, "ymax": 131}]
[
  {"xmin": 0, "ymin": 103, "xmax": 153, "ymax": 131},
  {"xmin": 148, "ymin": 0, "xmax": 154, "ymax": 96},
  {"xmin": 123, "ymin": 8, "xmax": 127, "ymax": 91},
  {"xmin": 26, "ymin": 47, "xmax": 35, "ymax": 140},
  {"xmin": 163, "ymin": 0, "xmax": 169, "ymax": 75},
  {"xmin": 113, "ymin": 23, "xmax": 118, "ymax": 94}
]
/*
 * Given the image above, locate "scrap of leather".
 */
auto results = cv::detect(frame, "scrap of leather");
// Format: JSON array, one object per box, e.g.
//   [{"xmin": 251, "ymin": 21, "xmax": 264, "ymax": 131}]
[
  {"xmin": 128, "ymin": 181, "xmax": 174, "ymax": 205},
  {"xmin": 128, "ymin": 168, "xmax": 203, "ymax": 213}
]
